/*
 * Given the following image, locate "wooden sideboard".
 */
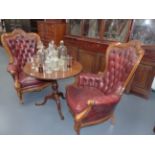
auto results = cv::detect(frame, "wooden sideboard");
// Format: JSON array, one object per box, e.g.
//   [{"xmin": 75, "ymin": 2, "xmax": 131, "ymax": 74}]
[
  {"xmin": 130, "ymin": 48, "xmax": 155, "ymax": 98},
  {"xmin": 64, "ymin": 35, "xmax": 155, "ymax": 98},
  {"xmin": 65, "ymin": 36, "xmax": 108, "ymax": 73},
  {"xmin": 37, "ymin": 20, "xmax": 66, "ymax": 46}
]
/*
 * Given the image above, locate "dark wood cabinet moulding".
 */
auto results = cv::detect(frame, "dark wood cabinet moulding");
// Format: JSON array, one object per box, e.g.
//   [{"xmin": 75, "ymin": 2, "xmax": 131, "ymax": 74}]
[{"xmin": 64, "ymin": 35, "xmax": 113, "ymax": 53}]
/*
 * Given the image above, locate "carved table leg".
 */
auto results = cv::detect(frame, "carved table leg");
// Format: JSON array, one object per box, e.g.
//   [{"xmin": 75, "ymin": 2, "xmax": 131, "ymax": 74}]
[
  {"xmin": 36, "ymin": 80, "xmax": 65, "ymax": 120},
  {"xmin": 51, "ymin": 80, "xmax": 64, "ymax": 120},
  {"xmin": 57, "ymin": 92, "xmax": 66, "ymax": 99},
  {"xmin": 35, "ymin": 94, "xmax": 53, "ymax": 106}
]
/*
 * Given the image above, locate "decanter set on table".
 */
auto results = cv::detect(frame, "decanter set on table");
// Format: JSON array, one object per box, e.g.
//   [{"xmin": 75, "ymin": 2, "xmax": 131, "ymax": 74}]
[{"xmin": 30, "ymin": 40, "xmax": 72, "ymax": 73}]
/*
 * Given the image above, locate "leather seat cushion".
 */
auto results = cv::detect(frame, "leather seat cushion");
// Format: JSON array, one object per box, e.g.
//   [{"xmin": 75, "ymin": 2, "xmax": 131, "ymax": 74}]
[
  {"xmin": 19, "ymin": 72, "xmax": 46, "ymax": 88},
  {"xmin": 66, "ymin": 85, "xmax": 120, "ymax": 116}
]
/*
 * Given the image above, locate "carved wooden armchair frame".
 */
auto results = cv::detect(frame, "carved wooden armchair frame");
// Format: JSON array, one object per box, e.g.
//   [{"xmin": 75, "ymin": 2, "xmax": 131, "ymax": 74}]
[
  {"xmin": 66, "ymin": 40, "xmax": 144, "ymax": 134},
  {"xmin": 1, "ymin": 29, "xmax": 50, "ymax": 104}
]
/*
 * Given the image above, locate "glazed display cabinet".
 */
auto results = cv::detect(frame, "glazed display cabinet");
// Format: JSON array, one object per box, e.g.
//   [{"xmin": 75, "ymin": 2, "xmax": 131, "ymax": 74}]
[
  {"xmin": 3, "ymin": 19, "xmax": 43, "ymax": 32},
  {"xmin": 64, "ymin": 19, "xmax": 155, "ymax": 98},
  {"xmin": 129, "ymin": 20, "xmax": 155, "ymax": 97}
]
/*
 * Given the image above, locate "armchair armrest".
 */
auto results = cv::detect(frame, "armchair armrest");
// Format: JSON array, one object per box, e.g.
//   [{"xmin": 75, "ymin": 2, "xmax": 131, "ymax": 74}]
[
  {"xmin": 74, "ymin": 94, "xmax": 120, "ymax": 123},
  {"xmin": 91, "ymin": 94, "xmax": 121, "ymax": 106},
  {"xmin": 75, "ymin": 100, "xmax": 94, "ymax": 122},
  {"xmin": 77, "ymin": 73, "xmax": 103, "ymax": 88},
  {"xmin": 7, "ymin": 63, "xmax": 20, "ymax": 88},
  {"xmin": 7, "ymin": 63, "xmax": 18, "ymax": 75}
]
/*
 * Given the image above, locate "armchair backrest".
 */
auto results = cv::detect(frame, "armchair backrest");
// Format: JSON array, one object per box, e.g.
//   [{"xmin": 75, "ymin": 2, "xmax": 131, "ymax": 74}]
[
  {"xmin": 1, "ymin": 29, "xmax": 40, "ymax": 72},
  {"xmin": 100, "ymin": 40, "xmax": 144, "ymax": 95}
]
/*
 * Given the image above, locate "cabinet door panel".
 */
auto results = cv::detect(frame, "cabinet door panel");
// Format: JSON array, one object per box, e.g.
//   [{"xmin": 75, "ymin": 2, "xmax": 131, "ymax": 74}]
[
  {"xmin": 130, "ymin": 19, "xmax": 155, "ymax": 45},
  {"xmin": 54, "ymin": 24, "xmax": 66, "ymax": 44},
  {"xmin": 37, "ymin": 21, "xmax": 66, "ymax": 46},
  {"xmin": 98, "ymin": 53, "xmax": 106, "ymax": 72},
  {"xmin": 37, "ymin": 22, "xmax": 44, "ymax": 33},
  {"xmin": 68, "ymin": 20, "xmax": 81, "ymax": 36},
  {"xmin": 103, "ymin": 19, "xmax": 131, "ymax": 42},
  {"xmin": 79, "ymin": 49, "xmax": 97, "ymax": 73},
  {"xmin": 83, "ymin": 19, "xmax": 101, "ymax": 39},
  {"xmin": 45, "ymin": 24, "xmax": 55, "ymax": 37},
  {"xmin": 131, "ymin": 63, "xmax": 155, "ymax": 98},
  {"xmin": 67, "ymin": 45, "xmax": 78, "ymax": 61},
  {"xmin": 133, "ymin": 64, "xmax": 153, "ymax": 88}
]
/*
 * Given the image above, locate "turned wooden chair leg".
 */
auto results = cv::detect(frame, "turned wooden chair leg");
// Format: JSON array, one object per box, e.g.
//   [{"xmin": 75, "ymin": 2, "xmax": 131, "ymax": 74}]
[
  {"xmin": 74, "ymin": 121, "xmax": 81, "ymax": 135},
  {"xmin": 17, "ymin": 90, "xmax": 23, "ymax": 104}
]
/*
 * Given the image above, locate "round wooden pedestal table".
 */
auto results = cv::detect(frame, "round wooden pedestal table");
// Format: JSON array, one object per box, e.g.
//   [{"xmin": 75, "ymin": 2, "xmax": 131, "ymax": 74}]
[{"xmin": 24, "ymin": 61, "xmax": 82, "ymax": 120}]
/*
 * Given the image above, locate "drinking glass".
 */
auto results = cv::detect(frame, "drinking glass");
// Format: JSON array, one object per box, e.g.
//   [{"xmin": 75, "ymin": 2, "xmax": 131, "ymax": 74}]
[
  {"xmin": 67, "ymin": 56, "xmax": 73, "ymax": 68},
  {"xmin": 59, "ymin": 56, "xmax": 68, "ymax": 71}
]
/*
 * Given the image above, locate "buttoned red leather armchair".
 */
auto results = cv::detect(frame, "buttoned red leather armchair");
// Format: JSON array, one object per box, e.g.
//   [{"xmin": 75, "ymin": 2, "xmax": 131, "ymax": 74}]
[
  {"xmin": 66, "ymin": 40, "xmax": 144, "ymax": 134},
  {"xmin": 1, "ymin": 29, "xmax": 50, "ymax": 104}
]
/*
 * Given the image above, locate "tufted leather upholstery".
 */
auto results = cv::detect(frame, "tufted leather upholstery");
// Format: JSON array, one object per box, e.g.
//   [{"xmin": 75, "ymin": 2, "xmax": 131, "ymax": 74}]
[
  {"xmin": 77, "ymin": 46, "xmax": 138, "ymax": 95},
  {"xmin": 6, "ymin": 35, "xmax": 36, "ymax": 72},
  {"xmin": 1, "ymin": 29, "xmax": 50, "ymax": 104},
  {"xmin": 66, "ymin": 40, "xmax": 144, "ymax": 134}
]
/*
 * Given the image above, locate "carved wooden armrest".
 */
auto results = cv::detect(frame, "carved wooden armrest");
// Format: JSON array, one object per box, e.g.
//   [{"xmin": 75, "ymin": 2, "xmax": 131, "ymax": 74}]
[
  {"xmin": 7, "ymin": 63, "xmax": 18, "ymax": 75},
  {"xmin": 7, "ymin": 63, "xmax": 21, "ymax": 88},
  {"xmin": 75, "ymin": 100, "xmax": 94, "ymax": 122}
]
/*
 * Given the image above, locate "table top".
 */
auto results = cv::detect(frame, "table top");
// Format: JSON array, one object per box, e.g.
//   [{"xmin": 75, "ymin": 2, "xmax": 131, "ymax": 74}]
[{"xmin": 23, "ymin": 61, "xmax": 83, "ymax": 80}]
